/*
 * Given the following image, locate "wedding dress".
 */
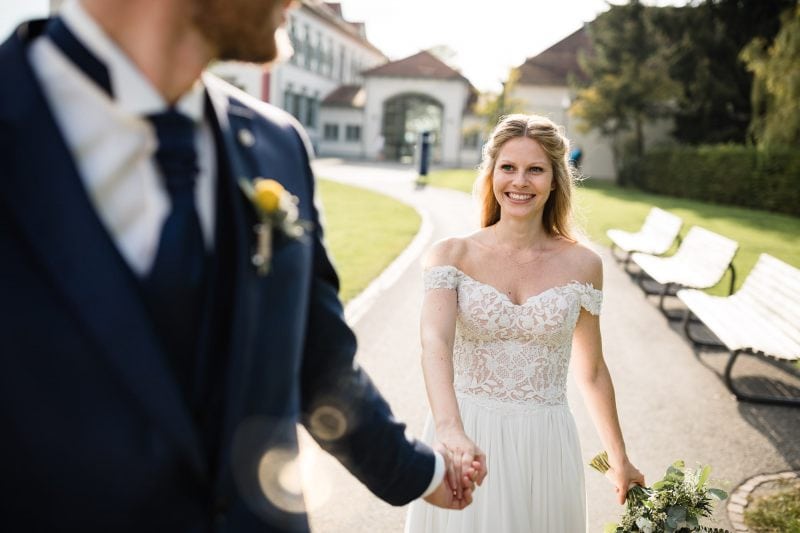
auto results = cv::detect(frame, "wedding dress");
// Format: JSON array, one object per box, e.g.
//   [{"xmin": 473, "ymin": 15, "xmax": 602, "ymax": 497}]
[{"xmin": 405, "ymin": 265, "xmax": 602, "ymax": 533}]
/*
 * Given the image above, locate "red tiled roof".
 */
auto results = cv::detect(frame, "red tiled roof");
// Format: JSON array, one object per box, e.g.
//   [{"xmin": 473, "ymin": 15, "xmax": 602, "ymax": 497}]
[
  {"xmin": 301, "ymin": 0, "xmax": 385, "ymax": 58},
  {"xmin": 321, "ymin": 85, "xmax": 366, "ymax": 108},
  {"xmin": 323, "ymin": 2, "xmax": 342, "ymax": 17},
  {"xmin": 516, "ymin": 26, "xmax": 590, "ymax": 86},
  {"xmin": 363, "ymin": 50, "xmax": 469, "ymax": 82},
  {"xmin": 349, "ymin": 21, "xmax": 366, "ymax": 38}
]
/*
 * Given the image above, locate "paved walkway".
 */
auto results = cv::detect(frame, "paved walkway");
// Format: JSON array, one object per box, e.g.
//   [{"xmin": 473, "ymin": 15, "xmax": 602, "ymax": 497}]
[{"xmin": 301, "ymin": 159, "xmax": 799, "ymax": 532}]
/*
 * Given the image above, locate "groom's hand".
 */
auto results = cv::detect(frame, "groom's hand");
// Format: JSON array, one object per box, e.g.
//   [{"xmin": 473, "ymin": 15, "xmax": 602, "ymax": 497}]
[{"xmin": 423, "ymin": 477, "xmax": 473, "ymax": 510}]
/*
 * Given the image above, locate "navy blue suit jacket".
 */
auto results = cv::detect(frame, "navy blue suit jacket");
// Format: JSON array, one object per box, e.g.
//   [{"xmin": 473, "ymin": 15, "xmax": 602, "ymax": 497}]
[{"xmin": 0, "ymin": 20, "xmax": 434, "ymax": 532}]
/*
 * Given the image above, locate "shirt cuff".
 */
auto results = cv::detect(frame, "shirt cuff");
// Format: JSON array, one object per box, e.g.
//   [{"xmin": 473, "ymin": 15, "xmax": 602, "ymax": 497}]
[{"xmin": 421, "ymin": 450, "xmax": 445, "ymax": 499}]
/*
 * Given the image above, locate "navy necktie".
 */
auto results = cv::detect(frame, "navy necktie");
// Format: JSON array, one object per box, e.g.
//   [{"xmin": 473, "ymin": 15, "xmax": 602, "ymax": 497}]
[
  {"xmin": 143, "ymin": 109, "xmax": 208, "ymax": 394},
  {"xmin": 45, "ymin": 18, "xmax": 208, "ymax": 395}
]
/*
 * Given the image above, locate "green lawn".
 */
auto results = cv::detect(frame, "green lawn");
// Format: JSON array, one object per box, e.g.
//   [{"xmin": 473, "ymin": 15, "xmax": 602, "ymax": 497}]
[
  {"xmin": 423, "ymin": 168, "xmax": 479, "ymax": 195},
  {"xmin": 745, "ymin": 480, "xmax": 800, "ymax": 533},
  {"xmin": 317, "ymin": 179, "xmax": 420, "ymax": 303},
  {"xmin": 425, "ymin": 169, "xmax": 800, "ymax": 296}
]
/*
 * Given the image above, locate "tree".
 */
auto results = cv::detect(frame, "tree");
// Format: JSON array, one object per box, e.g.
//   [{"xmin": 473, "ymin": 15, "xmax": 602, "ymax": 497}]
[
  {"xmin": 741, "ymin": 4, "xmax": 800, "ymax": 148},
  {"xmin": 571, "ymin": 1, "xmax": 679, "ymax": 179},
  {"xmin": 475, "ymin": 67, "xmax": 525, "ymax": 135},
  {"xmin": 653, "ymin": 0, "xmax": 794, "ymax": 145}
]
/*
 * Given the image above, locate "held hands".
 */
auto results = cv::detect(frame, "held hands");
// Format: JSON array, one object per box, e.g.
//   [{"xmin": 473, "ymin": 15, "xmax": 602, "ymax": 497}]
[
  {"xmin": 423, "ymin": 429, "xmax": 488, "ymax": 510},
  {"xmin": 605, "ymin": 456, "xmax": 645, "ymax": 505}
]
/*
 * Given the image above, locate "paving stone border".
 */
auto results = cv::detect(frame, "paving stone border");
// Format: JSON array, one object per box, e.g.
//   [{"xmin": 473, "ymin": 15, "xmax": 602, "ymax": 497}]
[{"xmin": 727, "ymin": 470, "xmax": 800, "ymax": 532}]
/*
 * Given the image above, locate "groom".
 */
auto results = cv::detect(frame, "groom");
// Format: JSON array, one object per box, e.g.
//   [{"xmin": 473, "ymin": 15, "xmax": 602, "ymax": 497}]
[{"xmin": 0, "ymin": 0, "xmax": 480, "ymax": 530}]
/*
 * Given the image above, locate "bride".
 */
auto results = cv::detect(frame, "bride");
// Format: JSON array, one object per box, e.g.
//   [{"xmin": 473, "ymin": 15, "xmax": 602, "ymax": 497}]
[{"xmin": 405, "ymin": 114, "xmax": 644, "ymax": 532}]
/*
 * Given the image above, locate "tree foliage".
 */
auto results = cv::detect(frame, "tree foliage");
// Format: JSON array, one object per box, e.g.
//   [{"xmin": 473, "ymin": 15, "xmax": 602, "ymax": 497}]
[
  {"xmin": 572, "ymin": 0, "xmax": 793, "ymax": 160},
  {"xmin": 571, "ymin": 1, "xmax": 679, "ymax": 174},
  {"xmin": 653, "ymin": 0, "xmax": 794, "ymax": 145},
  {"xmin": 740, "ymin": 4, "xmax": 800, "ymax": 148},
  {"xmin": 475, "ymin": 67, "xmax": 525, "ymax": 135}
]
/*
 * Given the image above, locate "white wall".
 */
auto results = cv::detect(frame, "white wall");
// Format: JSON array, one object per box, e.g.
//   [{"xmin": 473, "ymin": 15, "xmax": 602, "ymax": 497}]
[
  {"xmin": 208, "ymin": 62, "xmax": 264, "ymax": 100},
  {"xmin": 363, "ymin": 77, "xmax": 471, "ymax": 166},
  {"xmin": 285, "ymin": 8, "xmax": 384, "ymax": 89},
  {"xmin": 318, "ymin": 107, "xmax": 365, "ymax": 158}
]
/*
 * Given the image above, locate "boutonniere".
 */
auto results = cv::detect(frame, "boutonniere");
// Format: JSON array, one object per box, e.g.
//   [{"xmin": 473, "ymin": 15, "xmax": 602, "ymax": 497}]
[{"xmin": 239, "ymin": 177, "xmax": 308, "ymax": 276}]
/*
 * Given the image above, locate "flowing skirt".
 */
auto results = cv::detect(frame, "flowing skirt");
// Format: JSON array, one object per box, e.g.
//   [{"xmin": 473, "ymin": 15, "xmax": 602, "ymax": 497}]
[{"xmin": 405, "ymin": 395, "xmax": 587, "ymax": 533}]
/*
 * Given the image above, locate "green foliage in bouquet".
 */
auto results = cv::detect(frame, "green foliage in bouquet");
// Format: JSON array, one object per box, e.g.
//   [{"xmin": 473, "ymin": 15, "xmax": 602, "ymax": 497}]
[{"xmin": 589, "ymin": 451, "xmax": 730, "ymax": 533}]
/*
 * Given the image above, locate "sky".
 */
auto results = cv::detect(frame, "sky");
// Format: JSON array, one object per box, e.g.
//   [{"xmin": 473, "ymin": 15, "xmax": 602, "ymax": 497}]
[
  {"xmin": 0, "ymin": 0, "xmax": 687, "ymax": 93},
  {"xmin": 338, "ymin": 0, "xmax": 616, "ymax": 92}
]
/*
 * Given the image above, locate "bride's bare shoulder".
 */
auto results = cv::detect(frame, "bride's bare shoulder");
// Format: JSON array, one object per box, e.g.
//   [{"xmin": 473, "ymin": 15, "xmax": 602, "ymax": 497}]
[
  {"xmin": 560, "ymin": 239, "xmax": 603, "ymax": 288},
  {"xmin": 423, "ymin": 230, "xmax": 490, "ymax": 269}
]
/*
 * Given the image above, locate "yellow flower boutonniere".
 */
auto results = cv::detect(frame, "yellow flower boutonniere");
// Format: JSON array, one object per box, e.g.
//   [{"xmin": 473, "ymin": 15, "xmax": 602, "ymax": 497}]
[{"xmin": 239, "ymin": 177, "xmax": 308, "ymax": 275}]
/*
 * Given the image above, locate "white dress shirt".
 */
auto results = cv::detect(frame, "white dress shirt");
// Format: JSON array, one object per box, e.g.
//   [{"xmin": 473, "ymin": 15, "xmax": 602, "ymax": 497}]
[
  {"xmin": 27, "ymin": 0, "xmax": 445, "ymax": 500},
  {"xmin": 28, "ymin": 0, "xmax": 215, "ymax": 276}
]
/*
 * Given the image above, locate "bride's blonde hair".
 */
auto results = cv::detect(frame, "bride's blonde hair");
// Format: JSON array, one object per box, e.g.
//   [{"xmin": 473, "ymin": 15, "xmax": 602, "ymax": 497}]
[{"xmin": 474, "ymin": 114, "xmax": 577, "ymax": 240}]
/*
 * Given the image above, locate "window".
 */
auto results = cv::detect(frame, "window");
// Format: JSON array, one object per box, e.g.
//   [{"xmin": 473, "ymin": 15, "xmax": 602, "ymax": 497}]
[
  {"xmin": 462, "ymin": 130, "xmax": 480, "ymax": 149},
  {"xmin": 345, "ymin": 125, "xmax": 361, "ymax": 142},
  {"xmin": 315, "ymin": 31, "xmax": 323, "ymax": 73},
  {"xmin": 325, "ymin": 38, "xmax": 334, "ymax": 76},
  {"xmin": 283, "ymin": 90, "xmax": 296, "ymax": 117},
  {"xmin": 304, "ymin": 24, "xmax": 311, "ymax": 69},
  {"xmin": 288, "ymin": 17, "xmax": 299, "ymax": 64},
  {"xmin": 305, "ymin": 96, "xmax": 317, "ymax": 128},
  {"xmin": 324, "ymin": 123, "xmax": 339, "ymax": 141},
  {"xmin": 297, "ymin": 95, "xmax": 308, "ymax": 126}
]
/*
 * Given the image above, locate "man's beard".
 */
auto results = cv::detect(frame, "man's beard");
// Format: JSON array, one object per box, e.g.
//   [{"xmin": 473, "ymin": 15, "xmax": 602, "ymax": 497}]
[{"xmin": 191, "ymin": 1, "xmax": 286, "ymax": 64}]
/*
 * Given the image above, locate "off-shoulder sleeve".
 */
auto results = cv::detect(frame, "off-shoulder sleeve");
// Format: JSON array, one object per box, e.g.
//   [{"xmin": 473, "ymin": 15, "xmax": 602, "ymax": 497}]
[
  {"xmin": 576, "ymin": 283, "xmax": 603, "ymax": 315},
  {"xmin": 423, "ymin": 265, "xmax": 459, "ymax": 291}
]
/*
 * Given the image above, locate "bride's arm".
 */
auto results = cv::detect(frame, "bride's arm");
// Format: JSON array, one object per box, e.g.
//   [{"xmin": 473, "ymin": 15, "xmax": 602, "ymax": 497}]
[
  {"xmin": 571, "ymin": 254, "xmax": 645, "ymax": 505},
  {"xmin": 420, "ymin": 246, "xmax": 487, "ymax": 498}
]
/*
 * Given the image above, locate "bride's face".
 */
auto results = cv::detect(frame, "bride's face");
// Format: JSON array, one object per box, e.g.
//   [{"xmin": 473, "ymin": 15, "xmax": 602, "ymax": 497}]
[{"xmin": 491, "ymin": 137, "xmax": 554, "ymax": 220}]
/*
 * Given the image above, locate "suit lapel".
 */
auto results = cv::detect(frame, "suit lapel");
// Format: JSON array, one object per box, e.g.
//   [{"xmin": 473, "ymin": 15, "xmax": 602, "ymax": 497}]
[
  {"xmin": 203, "ymin": 79, "xmax": 263, "ymax": 480},
  {"xmin": 0, "ymin": 21, "xmax": 205, "ymax": 476}
]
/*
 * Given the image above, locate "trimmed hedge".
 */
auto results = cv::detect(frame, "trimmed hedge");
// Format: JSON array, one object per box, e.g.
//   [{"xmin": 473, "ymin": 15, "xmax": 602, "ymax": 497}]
[{"xmin": 621, "ymin": 145, "xmax": 800, "ymax": 216}]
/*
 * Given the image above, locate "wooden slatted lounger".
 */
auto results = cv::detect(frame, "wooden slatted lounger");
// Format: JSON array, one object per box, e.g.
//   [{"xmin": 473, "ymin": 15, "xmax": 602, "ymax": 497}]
[
  {"xmin": 607, "ymin": 207, "xmax": 683, "ymax": 271},
  {"xmin": 631, "ymin": 226, "xmax": 739, "ymax": 319},
  {"xmin": 677, "ymin": 254, "xmax": 800, "ymax": 407}
]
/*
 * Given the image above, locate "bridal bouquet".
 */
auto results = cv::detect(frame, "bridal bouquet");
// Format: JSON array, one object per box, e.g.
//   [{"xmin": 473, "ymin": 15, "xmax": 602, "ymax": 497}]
[{"xmin": 589, "ymin": 451, "xmax": 730, "ymax": 533}]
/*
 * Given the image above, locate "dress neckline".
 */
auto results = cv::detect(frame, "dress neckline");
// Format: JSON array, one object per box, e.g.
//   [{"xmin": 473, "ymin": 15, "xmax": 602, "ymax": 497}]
[{"xmin": 425, "ymin": 265, "xmax": 600, "ymax": 307}]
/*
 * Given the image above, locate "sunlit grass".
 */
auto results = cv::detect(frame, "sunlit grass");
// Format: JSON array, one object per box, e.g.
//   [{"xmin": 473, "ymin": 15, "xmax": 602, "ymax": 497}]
[
  {"xmin": 317, "ymin": 179, "xmax": 420, "ymax": 303},
  {"xmin": 744, "ymin": 480, "xmax": 800, "ymax": 533}
]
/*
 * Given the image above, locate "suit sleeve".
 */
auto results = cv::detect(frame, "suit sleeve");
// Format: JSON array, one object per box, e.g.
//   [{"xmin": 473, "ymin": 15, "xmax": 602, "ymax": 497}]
[{"xmin": 291, "ymin": 129, "xmax": 436, "ymax": 506}]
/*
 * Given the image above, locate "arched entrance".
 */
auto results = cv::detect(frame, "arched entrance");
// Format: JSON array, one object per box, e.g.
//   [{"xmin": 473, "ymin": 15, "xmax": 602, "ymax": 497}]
[{"xmin": 381, "ymin": 93, "xmax": 443, "ymax": 164}]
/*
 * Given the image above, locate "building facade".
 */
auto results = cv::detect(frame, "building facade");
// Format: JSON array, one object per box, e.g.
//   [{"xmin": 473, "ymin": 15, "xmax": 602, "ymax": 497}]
[
  {"xmin": 211, "ymin": 1, "xmax": 480, "ymax": 167},
  {"xmin": 49, "ymin": 0, "xmax": 482, "ymax": 168},
  {"xmin": 211, "ymin": 1, "xmax": 386, "ymax": 154}
]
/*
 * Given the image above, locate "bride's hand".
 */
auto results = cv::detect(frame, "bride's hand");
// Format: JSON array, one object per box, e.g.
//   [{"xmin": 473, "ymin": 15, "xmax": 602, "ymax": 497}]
[
  {"xmin": 605, "ymin": 457, "xmax": 645, "ymax": 505},
  {"xmin": 437, "ymin": 428, "xmax": 487, "ymax": 499}
]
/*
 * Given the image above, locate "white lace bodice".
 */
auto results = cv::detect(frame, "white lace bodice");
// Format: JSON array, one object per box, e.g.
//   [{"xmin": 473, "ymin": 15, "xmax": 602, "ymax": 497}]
[{"xmin": 424, "ymin": 265, "xmax": 602, "ymax": 407}]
